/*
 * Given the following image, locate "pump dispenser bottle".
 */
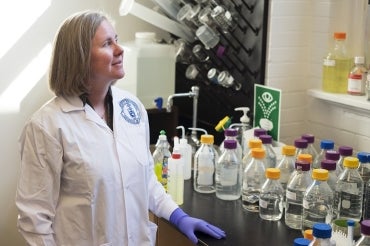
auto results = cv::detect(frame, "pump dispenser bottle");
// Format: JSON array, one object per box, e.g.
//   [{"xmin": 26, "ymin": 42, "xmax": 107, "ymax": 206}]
[{"xmin": 230, "ymin": 107, "xmax": 251, "ymax": 157}]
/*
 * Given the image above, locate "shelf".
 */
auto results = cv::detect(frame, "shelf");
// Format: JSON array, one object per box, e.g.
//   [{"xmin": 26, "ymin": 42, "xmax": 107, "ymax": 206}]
[{"xmin": 307, "ymin": 89, "xmax": 370, "ymax": 113}]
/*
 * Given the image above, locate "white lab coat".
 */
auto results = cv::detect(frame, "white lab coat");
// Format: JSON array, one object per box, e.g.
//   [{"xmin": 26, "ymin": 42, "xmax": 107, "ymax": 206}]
[{"xmin": 16, "ymin": 86, "xmax": 178, "ymax": 246}]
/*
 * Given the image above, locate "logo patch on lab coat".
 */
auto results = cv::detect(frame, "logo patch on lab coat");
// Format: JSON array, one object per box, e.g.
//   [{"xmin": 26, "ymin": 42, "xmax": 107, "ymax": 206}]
[{"xmin": 119, "ymin": 98, "xmax": 141, "ymax": 124}]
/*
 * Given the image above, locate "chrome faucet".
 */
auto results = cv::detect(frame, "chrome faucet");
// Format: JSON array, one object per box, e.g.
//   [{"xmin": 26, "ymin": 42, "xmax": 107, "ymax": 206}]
[{"xmin": 166, "ymin": 86, "xmax": 200, "ymax": 147}]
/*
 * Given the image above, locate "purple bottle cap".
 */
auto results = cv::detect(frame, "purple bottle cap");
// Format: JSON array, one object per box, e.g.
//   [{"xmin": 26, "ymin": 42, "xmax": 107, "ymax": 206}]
[
  {"xmin": 361, "ymin": 220, "xmax": 370, "ymax": 235},
  {"xmin": 295, "ymin": 160, "xmax": 310, "ymax": 171},
  {"xmin": 254, "ymin": 128, "xmax": 267, "ymax": 138},
  {"xmin": 224, "ymin": 139, "xmax": 237, "ymax": 149},
  {"xmin": 294, "ymin": 138, "xmax": 308, "ymax": 149},
  {"xmin": 339, "ymin": 146, "xmax": 353, "ymax": 156},
  {"xmin": 325, "ymin": 150, "xmax": 340, "ymax": 161},
  {"xmin": 259, "ymin": 134, "xmax": 272, "ymax": 144},
  {"xmin": 301, "ymin": 134, "xmax": 315, "ymax": 144},
  {"xmin": 224, "ymin": 128, "xmax": 238, "ymax": 137},
  {"xmin": 321, "ymin": 159, "xmax": 336, "ymax": 171}
]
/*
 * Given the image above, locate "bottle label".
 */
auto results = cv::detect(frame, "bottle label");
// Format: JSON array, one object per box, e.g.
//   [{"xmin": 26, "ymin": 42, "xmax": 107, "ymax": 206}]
[
  {"xmin": 323, "ymin": 59, "xmax": 335, "ymax": 66},
  {"xmin": 286, "ymin": 190, "xmax": 296, "ymax": 200},
  {"xmin": 348, "ymin": 73, "xmax": 365, "ymax": 94}
]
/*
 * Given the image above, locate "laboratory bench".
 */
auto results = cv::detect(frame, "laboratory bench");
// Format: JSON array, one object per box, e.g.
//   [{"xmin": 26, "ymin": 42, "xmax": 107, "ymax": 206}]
[{"xmin": 152, "ymin": 179, "xmax": 302, "ymax": 246}]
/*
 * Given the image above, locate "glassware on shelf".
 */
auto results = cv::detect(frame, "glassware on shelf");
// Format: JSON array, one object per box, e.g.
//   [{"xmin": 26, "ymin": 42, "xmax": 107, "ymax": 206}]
[
  {"xmin": 195, "ymin": 24, "xmax": 220, "ymax": 49},
  {"xmin": 217, "ymin": 70, "xmax": 241, "ymax": 90}
]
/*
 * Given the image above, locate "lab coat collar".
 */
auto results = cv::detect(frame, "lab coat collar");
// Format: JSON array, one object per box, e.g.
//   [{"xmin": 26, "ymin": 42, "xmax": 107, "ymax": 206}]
[{"xmin": 57, "ymin": 96, "xmax": 85, "ymax": 113}]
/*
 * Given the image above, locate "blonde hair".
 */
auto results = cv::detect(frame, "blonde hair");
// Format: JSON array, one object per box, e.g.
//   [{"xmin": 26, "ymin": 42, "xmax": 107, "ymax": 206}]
[{"xmin": 49, "ymin": 10, "xmax": 111, "ymax": 97}]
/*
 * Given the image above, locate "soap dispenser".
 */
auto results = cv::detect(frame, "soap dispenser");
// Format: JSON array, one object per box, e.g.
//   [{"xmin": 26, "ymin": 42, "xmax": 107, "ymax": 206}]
[{"xmin": 229, "ymin": 107, "xmax": 251, "ymax": 158}]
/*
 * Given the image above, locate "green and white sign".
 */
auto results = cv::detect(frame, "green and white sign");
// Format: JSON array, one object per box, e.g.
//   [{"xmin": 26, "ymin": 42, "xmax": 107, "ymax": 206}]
[{"xmin": 253, "ymin": 84, "xmax": 281, "ymax": 141}]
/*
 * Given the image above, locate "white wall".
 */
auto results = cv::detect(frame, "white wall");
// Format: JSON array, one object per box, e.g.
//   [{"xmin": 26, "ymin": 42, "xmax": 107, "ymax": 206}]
[{"xmin": 0, "ymin": 0, "xmax": 167, "ymax": 244}]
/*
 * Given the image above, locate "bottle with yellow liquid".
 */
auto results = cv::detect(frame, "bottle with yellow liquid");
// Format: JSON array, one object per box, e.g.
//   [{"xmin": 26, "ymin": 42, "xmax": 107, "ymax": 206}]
[{"xmin": 322, "ymin": 32, "xmax": 353, "ymax": 93}]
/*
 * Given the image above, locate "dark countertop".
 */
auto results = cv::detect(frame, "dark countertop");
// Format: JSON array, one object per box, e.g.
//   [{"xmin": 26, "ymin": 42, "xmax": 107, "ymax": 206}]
[{"xmin": 180, "ymin": 180, "xmax": 302, "ymax": 246}]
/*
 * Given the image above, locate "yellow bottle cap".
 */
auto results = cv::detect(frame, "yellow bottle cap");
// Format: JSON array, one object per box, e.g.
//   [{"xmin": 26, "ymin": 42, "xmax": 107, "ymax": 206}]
[
  {"xmin": 297, "ymin": 153, "xmax": 313, "ymax": 164},
  {"xmin": 200, "ymin": 134, "xmax": 214, "ymax": 144},
  {"xmin": 251, "ymin": 148, "xmax": 265, "ymax": 159},
  {"xmin": 248, "ymin": 139, "xmax": 262, "ymax": 148},
  {"xmin": 266, "ymin": 168, "xmax": 280, "ymax": 179},
  {"xmin": 312, "ymin": 169, "xmax": 328, "ymax": 181},
  {"xmin": 343, "ymin": 157, "xmax": 359, "ymax": 168},
  {"xmin": 215, "ymin": 116, "xmax": 231, "ymax": 132},
  {"xmin": 282, "ymin": 145, "xmax": 296, "ymax": 156},
  {"xmin": 304, "ymin": 229, "xmax": 313, "ymax": 241}
]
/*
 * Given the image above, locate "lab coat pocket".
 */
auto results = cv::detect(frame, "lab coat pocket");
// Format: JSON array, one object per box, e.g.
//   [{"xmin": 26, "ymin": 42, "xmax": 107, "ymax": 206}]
[{"xmin": 149, "ymin": 221, "xmax": 158, "ymax": 246}]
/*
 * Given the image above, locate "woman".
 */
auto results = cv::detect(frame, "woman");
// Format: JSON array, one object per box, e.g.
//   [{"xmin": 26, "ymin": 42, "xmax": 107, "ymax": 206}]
[{"xmin": 15, "ymin": 10, "xmax": 225, "ymax": 246}]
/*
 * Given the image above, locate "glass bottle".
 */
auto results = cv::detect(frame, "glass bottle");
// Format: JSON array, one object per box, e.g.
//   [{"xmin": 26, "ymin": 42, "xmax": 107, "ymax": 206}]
[
  {"xmin": 309, "ymin": 223, "xmax": 335, "ymax": 246},
  {"xmin": 334, "ymin": 157, "xmax": 364, "ymax": 222},
  {"xmin": 193, "ymin": 134, "xmax": 219, "ymax": 193},
  {"xmin": 242, "ymin": 138, "xmax": 263, "ymax": 171},
  {"xmin": 304, "ymin": 229, "xmax": 314, "ymax": 241},
  {"xmin": 259, "ymin": 134, "xmax": 277, "ymax": 169},
  {"xmin": 242, "ymin": 148, "xmax": 266, "ymax": 212},
  {"xmin": 259, "ymin": 168, "xmax": 284, "ymax": 221},
  {"xmin": 302, "ymin": 169, "xmax": 334, "ymax": 232},
  {"xmin": 254, "ymin": 128, "xmax": 267, "ymax": 139},
  {"xmin": 294, "ymin": 138, "xmax": 309, "ymax": 160},
  {"xmin": 312, "ymin": 140, "xmax": 334, "ymax": 170},
  {"xmin": 216, "ymin": 139, "xmax": 242, "ymax": 200},
  {"xmin": 337, "ymin": 145, "xmax": 353, "ymax": 171},
  {"xmin": 320, "ymin": 159, "xmax": 338, "ymax": 193},
  {"xmin": 366, "ymin": 73, "xmax": 370, "ymax": 101},
  {"xmin": 355, "ymin": 220, "xmax": 370, "ymax": 245},
  {"xmin": 301, "ymin": 134, "xmax": 318, "ymax": 162},
  {"xmin": 297, "ymin": 154, "xmax": 313, "ymax": 170},
  {"xmin": 219, "ymin": 128, "xmax": 243, "ymax": 160},
  {"xmin": 322, "ymin": 32, "xmax": 352, "ymax": 93},
  {"xmin": 348, "ymin": 56, "xmax": 367, "ymax": 96},
  {"xmin": 285, "ymin": 160, "xmax": 312, "ymax": 230},
  {"xmin": 152, "ymin": 130, "xmax": 172, "ymax": 191},
  {"xmin": 325, "ymin": 150, "xmax": 341, "ymax": 177},
  {"xmin": 276, "ymin": 145, "xmax": 297, "ymax": 191},
  {"xmin": 358, "ymin": 152, "xmax": 370, "ymax": 185}
]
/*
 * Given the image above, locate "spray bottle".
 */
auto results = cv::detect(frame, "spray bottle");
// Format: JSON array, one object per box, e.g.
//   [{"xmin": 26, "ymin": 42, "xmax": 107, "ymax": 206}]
[
  {"xmin": 229, "ymin": 107, "xmax": 251, "ymax": 158},
  {"xmin": 176, "ymin": 126, "xmax": 193, "ymax": 180}
]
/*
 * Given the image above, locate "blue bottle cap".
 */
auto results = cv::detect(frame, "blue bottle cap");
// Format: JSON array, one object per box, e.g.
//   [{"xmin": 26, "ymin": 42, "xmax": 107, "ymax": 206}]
[
  {"xmin": 312, "ymin": 223, "xmax": 332, "ymax": 239},
  {"xmin": 357, "ymin": 152, "xmax": 369, "ymax": 163},
  {"xmin": 347, "ymin": 220, "xmax": 355, "ymax": 227},
  {"xmin": 320, "ymin": 140, "xmax": 334, "ymax": 150},
  {"xmin": 293, "ymin": 238, "xmax": 311, "ymax": 246}
]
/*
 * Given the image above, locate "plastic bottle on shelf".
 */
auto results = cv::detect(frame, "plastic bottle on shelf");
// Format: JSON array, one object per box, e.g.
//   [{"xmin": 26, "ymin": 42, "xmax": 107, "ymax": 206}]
[
  {"xmin": 301, "ymin": 134, "xmax": 319, "ymax": 162},
  {"xmin": 167, "ymin": 147, "xmax": 184, "ymax": 205},
  {"xmin": 242, "ymin": 148, "xmax": 266, "ymax": 212},
  {"xmin": 276, "ymin": 145, "xmax": 297, "ymax": 191},
  {"xmin": 176, "ymin": 126, "xmax": 193, "ymax": 180},
  {"xmin": 324, "ymin": 150, "xmax": 341, "ymax": 177},
  {"xmin": 348, "ymin": 56, "xmax": 367, "ymax": 96},
  {"xmin": 322, "ymin": 32, "xmax": 352, "ymax": 94},
  {"xmin": 152, "ymin": 130, "xmax": 172, "ymax": 191},
  {"xmin": 335, "ymin": 157, "xmax": 364, "ymax": 222},
  {"xmin": 242, "ymin": 138, "xmax": 263, "ymax": 171},
  {"xmin": 337, "ymin": 145, "xmax": 353, "ymax": 171},
  {"xmin": 294, "ymin": 138, "xmax": 309, "ymax": 160},
  {"xmin": 259, "ymin": 168, "xmax": 284, "ymax": 221},
  {"xmin": 216, "ymin": 139, "xmax": 242, "ymax": 200},
  {"xmin": 355, "ymin": 220, "xmax": 370, "ymax": 245},
  {"xmin": 312, "ymin": 140, "xmax": 334, "ymax": 170},
  {"xmin": 320, "ymin": 159, "xmax": 338, "ymax": 192},
  {"xmin": 219, "ymin": 128, "xmax": 243, "ymax": 160},
  {"xmin": 302, "ymin": 169, "xmax": 334, "ymax": 232},
  {"xmin": 259, "ymin": 134, "xmax": 277, "ymax": 169},
  {"xmin": 309, "ymin": 223, "xmax": 336, "ymax": 246},
  {"xmin": 193, "ymin": 134, "xmax": 219, "ymax": 193},
  {"xmin": 285, "ymin": 160, "xmax": 312, "ymax": 230}
]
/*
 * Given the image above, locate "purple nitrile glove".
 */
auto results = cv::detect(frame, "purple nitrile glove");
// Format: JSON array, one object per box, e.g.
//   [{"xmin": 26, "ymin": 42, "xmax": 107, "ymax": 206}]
[{"xmin": 169, "ymin": 208, "xmax": 226, "ymax": 244}]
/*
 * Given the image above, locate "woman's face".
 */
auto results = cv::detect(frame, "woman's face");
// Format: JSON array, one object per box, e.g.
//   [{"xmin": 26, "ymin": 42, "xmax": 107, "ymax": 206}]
[{"xmin": 89, "ymin": 20, "xmax": 124, "ymax": 85}]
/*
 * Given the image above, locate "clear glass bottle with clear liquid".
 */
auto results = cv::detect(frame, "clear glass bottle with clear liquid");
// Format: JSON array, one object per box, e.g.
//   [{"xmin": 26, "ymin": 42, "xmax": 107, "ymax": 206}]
[
  {"xmin": 322, "ymin": 32, "xmax": 353, "ymax": 93},
  {"xmin": 242, "ymin": 138, "xmax": 262, "ymax": 171},
  {"xmin": 285, "ymin": 160, "xmax": 312, "ymax": 230},
  {"xmin": 320, "ymin": 160, "xmax": 338, "ymax": 193},
  {"xmin": 337, "ymin": 145, "xmax": 353, "ymax": 171},
  {"xmin": 335, "ymin": 157, "xmax": 364, "ymax": 222},
  {"xmin": 301, "ymin": 134, "xmax": 318, "ymax": 162},
  {"xmin": 324, "ymin": 150, "xmax": 341, "ymax": 177},
  {"xmin": 259, "ymin": 168, "xmax": 284, "ymax": 221},
  {"xmin": 259, "ymin": 134, "xmax": 277, "ymax": 169},
  {"xmin": 355, "ymin": 220, "xmax": 370, "ymax": 246},
  {"xmin": 216, "ymin": 139, "xmax": 242, "ymax": 200},
  {"xmin": 302, "ymin": 169, "xmax": 334, "ymax": 232},
  {"xmin": 193, "ymin": 134, "xmax": 219, "ymax": 193},
  {"xmin": 312, "ymin": 140, "xmax": 334, "ymax": 170},
  {"xmin": 294, "ymin": 138, "xmax": 309, "ymax": 160},
  {"xmin": 276, "ymin": 145, "xmax": 297, "ymax": 191},
  {"xmin": 242, "ymin": 148, "xmax": 266, "ymax": 212},
  {"xmin": 219, "ymin": 128, "xmax": 243, "ymax": 160},
  {"xmin": 297, "ymin": 154, "xmax": 313, "ymax": 170}
]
